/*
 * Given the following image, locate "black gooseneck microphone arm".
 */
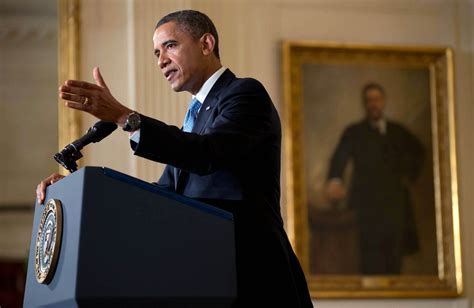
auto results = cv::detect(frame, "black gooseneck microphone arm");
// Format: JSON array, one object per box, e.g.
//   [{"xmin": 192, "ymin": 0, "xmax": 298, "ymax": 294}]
[{"xmin": 53, "ymin": 121, "xmax": 118, "ymax": 173}]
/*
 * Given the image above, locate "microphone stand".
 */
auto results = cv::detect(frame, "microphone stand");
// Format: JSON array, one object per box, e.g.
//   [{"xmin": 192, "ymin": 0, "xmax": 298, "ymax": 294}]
[
  {"xmin": 53, "ymin": 121, "xmax": 117, "ymax": 173},
  {"xmin": 53, "ymin": 144, "xmax": 83, "ymax": 173}
]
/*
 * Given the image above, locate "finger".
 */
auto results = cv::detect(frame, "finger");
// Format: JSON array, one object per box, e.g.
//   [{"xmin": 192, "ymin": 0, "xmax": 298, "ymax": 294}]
[
  {"xmin": 59, "ymin": 85, "xmax": 97, "ymax": 97},
  {"xmin": 50, "ymin": 175, "xmax": 62, "ymax": 184},
  {"xmin": 39, "ymin": 176, "xmax": 54, "ymax": 202},
  {"xmin": 93, "ymin": 67, "xmax": 109, "ymax": 89},
  {"xmin": 37, "ymin": 182, "xmax": 46, "ymax": 204},
  {"xmin": 40, "ymin": 189, "xmax": 44, "ymax": 204},
  {"xmin": 65, "ymin": 101, "xmax": 90, "ymax": 111},
  {"xmin": 36, "ymin": 184, "xmax": 42, "ymax": 204},
  {"xmin": 59, "ymin": 92, "xmax": 89, "ymax": 104},
  {"xmin": 65, "ymin": 79, "xmax": 102, "ymax": 90}
]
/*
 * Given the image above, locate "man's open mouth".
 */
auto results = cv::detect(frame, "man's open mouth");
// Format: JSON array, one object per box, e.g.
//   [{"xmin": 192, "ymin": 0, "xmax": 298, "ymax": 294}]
[{"xmin": 164, "ymin": 69, "xmax": 178, "ymax": 81}]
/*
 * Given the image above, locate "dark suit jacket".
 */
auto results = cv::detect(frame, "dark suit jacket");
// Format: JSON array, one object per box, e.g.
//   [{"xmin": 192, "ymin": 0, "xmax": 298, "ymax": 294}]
[
  {"xmin": 131, "ymin": 69, "xmax": 312, "ymax": 307},
  {"xmin": 328, "ymin": 119, "xmax": 424, "ymax": 255}
]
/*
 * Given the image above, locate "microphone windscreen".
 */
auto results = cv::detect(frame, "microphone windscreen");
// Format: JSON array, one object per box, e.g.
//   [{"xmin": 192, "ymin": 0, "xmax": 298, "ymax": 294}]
[{"xmin": 91, "ymin": 121, "xmax": 118, "ymax": 142}]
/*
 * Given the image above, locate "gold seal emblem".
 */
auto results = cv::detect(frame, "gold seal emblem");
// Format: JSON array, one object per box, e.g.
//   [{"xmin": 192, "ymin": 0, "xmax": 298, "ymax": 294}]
[{"xmin": 35, "ymin": 199, "xmax": 63, "ymax": 284}]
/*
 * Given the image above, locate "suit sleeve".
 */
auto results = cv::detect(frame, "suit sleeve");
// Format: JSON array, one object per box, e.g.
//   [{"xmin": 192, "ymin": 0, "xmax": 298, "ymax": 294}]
[
  {"xmin": 327, "ymin": 127, "xmax": 354, "ymax": 180},
  {"xmin": 155, "ymin": 165, "xmax": 175, "ymax": 191},
  {"xmin": 132, "ymin": 80, "xmax": 278, "ymax": 176}
]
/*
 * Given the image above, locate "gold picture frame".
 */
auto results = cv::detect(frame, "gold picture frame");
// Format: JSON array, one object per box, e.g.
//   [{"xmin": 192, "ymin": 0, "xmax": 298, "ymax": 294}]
[{"xmin": 282, "ymin": 41, "xmax": 462, "ymax": 298}]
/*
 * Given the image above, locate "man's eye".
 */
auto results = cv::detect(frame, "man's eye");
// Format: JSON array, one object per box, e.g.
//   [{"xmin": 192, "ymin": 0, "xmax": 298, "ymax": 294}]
[{"xmin": 166, "ymin": 43, "xmax": 176, "ymax": 49}]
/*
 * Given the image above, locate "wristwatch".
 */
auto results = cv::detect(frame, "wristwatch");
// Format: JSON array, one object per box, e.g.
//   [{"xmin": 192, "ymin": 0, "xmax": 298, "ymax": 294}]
[{"xmin": 123, "ymin": 112, "xmax": 141, "ymax": 132}]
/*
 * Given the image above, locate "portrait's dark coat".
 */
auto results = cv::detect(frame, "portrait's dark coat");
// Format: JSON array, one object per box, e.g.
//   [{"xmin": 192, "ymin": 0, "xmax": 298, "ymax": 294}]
[
  {"xmin": 328, "ymin": 119, "xmax": 424, "ymax": 274},
  {"xmin": 131, "ymin": 69, "xmax": 313, "ymax": 307}
]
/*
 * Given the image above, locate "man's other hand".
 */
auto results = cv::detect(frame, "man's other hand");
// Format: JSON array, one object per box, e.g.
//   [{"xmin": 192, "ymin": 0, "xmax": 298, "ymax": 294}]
[
  {"xmin": 325, "ymin": 179, "xmax": 346, "ymax": 202},
  {"xmin": 36, "ymin": 173, "xmax": 65, "ymax": 205}
]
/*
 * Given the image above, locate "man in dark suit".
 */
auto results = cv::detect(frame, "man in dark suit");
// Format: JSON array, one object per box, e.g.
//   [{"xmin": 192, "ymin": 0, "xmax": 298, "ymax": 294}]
[
  {"xmin": 37, "ymin": 10, "xmax": 312, "ymax": 307},
  {"xmin": 326, "ymin": 82, "xmax": 424, "ymax": 274}
]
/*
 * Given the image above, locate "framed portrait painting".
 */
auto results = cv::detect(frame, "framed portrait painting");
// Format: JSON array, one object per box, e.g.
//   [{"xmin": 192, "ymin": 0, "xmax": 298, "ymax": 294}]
[{"xmin": 282, "ymin": 41, "xmax": 462, "ymax": 298}]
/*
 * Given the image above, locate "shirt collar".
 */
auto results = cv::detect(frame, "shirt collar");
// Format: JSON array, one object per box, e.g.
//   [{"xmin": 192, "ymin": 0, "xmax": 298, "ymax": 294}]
[
  {"xmin": 370, "ymin": 117, "xmax": 387, "ymax": 134},
  {"xmin": 192, "ymin": 66, "xmax": 227, "ymax": 104}
]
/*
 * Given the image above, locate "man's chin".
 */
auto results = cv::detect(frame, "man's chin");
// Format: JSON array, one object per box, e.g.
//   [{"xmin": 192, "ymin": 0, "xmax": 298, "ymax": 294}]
[
  {"xmin": 170, "ymin": 82, "xmax": 184, "ymax": 92},
  {"xmin": 367, "ymin": 111, "xmax": 383, "ymax": 121}
]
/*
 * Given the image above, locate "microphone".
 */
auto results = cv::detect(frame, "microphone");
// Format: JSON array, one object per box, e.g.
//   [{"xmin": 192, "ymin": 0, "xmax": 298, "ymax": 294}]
[
  {"xmin": 54, "ymin": 121, "xmax": 117, "ymax": 173},
  {"xmin": 68, "ymin": 121, "xmax": 117, "ymax": 150}
]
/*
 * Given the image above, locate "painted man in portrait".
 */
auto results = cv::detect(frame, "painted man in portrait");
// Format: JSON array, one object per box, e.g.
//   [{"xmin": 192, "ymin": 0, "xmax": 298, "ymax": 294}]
[{"xmin": 326, "ymin": 82, "xmax": 424, "ymax": 274}]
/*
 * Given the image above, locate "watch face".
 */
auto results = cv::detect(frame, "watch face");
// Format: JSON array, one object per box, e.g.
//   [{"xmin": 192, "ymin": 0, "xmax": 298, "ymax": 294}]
[{"xmin": 126, "ymin": 113, "xmax": 141, "ymax": 131}]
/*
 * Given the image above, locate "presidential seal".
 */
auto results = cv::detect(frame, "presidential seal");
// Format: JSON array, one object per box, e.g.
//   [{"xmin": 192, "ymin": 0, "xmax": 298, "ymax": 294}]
[{"xmin": 35, "ymin": 199, "xmax": 63, "ymax": 284}]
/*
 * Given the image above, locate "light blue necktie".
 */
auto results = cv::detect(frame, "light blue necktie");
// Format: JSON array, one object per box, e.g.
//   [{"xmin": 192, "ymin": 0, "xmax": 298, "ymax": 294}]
[{"xmin": 182, "ymin": 97, "xmax": 201, "ymax": 132}]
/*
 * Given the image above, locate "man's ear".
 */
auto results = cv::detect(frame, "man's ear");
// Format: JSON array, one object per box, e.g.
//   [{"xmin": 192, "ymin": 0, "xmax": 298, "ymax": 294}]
[{"xmin": 200, "ymin": 33, "xmax": 216, "ymax": 57}]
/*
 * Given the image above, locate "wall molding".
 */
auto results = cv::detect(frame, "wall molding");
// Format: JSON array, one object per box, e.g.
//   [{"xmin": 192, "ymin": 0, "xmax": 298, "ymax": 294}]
[{"xmin": 0, "ymin": 16, "xmax": 56, "ymax": 42}]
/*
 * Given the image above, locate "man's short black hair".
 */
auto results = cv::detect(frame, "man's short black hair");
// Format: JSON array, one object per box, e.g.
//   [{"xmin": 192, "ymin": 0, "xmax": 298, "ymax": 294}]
[
  {"xmin": 361, "ymin": 82, "xmax": 386, "ymax": 103},
  {"xmin": 156, "ymin": 10, "xmax": 220, "ymax": 59}
]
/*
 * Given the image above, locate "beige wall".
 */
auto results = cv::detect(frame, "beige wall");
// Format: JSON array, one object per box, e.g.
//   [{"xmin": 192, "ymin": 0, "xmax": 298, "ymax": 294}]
[
  {"xmin": 79, "ymin": 0, "xmax": 473, "ymax": 306},
  {"xmin": 0, "ymin": 3, "xmax": 58, "ymax": 206},
  {"xmin": 0, "ymin": 0, "xmax": 57, "ymax": 259}
]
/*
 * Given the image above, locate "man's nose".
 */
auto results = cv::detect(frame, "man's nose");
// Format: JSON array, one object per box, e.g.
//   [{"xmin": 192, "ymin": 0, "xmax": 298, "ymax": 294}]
[{"xmin": 158, "ymin": 53, "xmax": 170, "ymax": 69}]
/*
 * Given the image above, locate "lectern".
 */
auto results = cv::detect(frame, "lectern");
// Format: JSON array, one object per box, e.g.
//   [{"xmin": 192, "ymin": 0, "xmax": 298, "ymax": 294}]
[{"xmin": 23, "ymin": 167, "xmax": 236, "ymax": 307}]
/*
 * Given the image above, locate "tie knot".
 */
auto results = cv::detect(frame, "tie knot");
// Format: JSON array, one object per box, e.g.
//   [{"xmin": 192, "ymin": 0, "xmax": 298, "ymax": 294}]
[
  {"xmin": 189, "ymin": 98, "xmax": 201, "ymax": 116},
  {"xmin": 182, "ymin": 98, "xmax": 201, "ymax": 132}
]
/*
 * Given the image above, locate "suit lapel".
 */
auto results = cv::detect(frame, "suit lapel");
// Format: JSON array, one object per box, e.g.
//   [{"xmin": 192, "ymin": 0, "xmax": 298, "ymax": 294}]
[
  {"xmin": 192, "ymin": 98, "xmax": 217, "ymax": 134},
  {"xmin": 173, "ymin": 167, "xmax": 179, "ymax": 191},
  {"xmin": 192, "ymin": 69, "xmax": 235, "ymax": 134},
  {"xmin": 175, "ymin": 69, "xmax": 236, "ymax": 192}
]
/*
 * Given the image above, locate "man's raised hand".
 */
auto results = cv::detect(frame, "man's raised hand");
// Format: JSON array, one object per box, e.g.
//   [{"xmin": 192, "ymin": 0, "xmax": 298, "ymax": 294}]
[{"xmin": 59, "ymin": 67, "xmax": 132, "ymax": 127}]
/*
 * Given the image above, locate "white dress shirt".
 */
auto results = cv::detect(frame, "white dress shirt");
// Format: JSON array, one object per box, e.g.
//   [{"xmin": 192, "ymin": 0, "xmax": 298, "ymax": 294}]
[
  {"xmin": 130, "ymin": 66, "xmax": 227, "ymax": 143},
  {"xmin": 371, "ymin": 118, "xmax": 387, "ymax": 135}
]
